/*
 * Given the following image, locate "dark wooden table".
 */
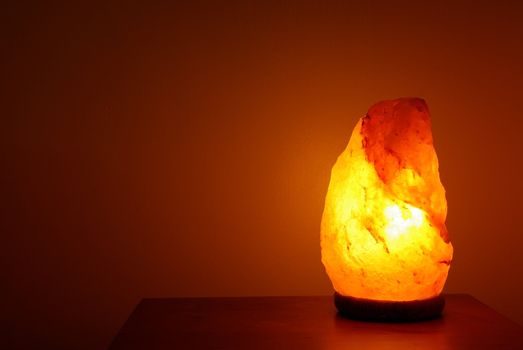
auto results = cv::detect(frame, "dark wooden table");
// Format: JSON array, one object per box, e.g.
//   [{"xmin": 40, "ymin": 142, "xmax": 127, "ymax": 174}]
[{"xmin": 109, "ymin": 294, "xmax": 523, "ymax": 349}]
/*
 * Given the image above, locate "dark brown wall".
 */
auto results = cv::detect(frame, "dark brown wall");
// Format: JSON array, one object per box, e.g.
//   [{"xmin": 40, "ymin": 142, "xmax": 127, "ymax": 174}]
[{"xmin": 1, "ymin": 1, "xmax": 522, "ymax": 349}]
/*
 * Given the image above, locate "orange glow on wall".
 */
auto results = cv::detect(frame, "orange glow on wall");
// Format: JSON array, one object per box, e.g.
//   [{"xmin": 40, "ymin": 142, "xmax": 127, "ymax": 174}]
[{"xmin": 321, "ymin": 98, "xmax": 453, "ymax": 302}]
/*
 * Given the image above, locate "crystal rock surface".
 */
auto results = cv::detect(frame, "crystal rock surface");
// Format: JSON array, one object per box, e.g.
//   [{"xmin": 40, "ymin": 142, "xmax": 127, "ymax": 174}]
[{"xmin": 321, "ymin": 98, "xmax": 453, "ymax": 301}]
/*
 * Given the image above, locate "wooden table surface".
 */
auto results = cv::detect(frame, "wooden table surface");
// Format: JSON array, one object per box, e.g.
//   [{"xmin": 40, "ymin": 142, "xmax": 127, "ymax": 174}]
[{"xmin": 109, "ymin": 294, "xmax": 523, "ymax": 349}]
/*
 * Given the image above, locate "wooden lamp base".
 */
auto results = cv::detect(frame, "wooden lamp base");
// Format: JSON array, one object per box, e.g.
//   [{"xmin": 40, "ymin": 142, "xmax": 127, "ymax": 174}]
[{"xmin": 334, "ymin": 292, "xmax": 445, "ymax": 322}]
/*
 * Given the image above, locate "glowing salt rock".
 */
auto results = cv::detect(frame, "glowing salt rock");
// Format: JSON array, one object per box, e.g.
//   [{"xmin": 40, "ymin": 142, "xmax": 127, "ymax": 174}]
[{"xmin": 321, "ymin": 98, "xmax": 453, "ymax": 302}]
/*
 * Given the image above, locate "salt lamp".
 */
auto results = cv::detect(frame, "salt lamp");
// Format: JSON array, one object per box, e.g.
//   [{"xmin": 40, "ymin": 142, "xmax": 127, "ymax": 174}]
[{"xmin": 321, "ymin": 98, "xmax": 453, "ymax": 321}]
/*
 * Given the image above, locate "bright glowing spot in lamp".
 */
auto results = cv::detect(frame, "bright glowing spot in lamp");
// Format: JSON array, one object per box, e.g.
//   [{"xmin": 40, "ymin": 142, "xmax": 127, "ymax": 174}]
[{"xmin": 383, "ymin": 204, "xmax": 424, "ymax": 239}]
